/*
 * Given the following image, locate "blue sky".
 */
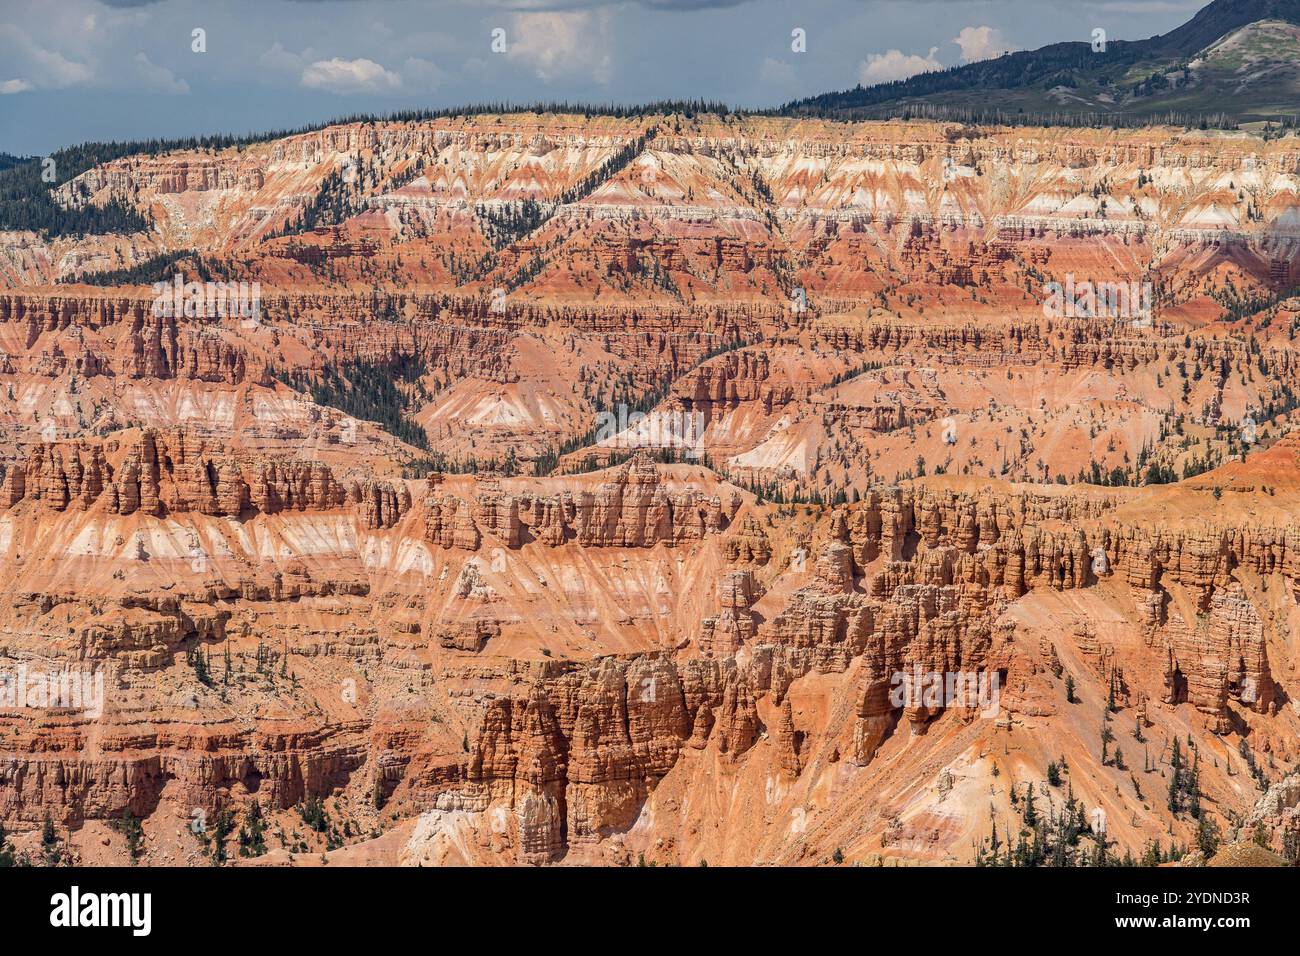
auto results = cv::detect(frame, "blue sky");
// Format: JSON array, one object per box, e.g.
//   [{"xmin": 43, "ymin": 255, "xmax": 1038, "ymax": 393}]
[{"xmin": 0, "ymin": 0, "xmax": 1211, "ymax": 155}]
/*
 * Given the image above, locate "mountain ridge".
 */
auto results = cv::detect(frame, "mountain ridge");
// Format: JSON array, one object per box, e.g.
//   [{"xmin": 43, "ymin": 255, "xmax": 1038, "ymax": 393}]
[{"xmin": 783, "ymin": 0, "xmax": 1300, "ymax": 125}]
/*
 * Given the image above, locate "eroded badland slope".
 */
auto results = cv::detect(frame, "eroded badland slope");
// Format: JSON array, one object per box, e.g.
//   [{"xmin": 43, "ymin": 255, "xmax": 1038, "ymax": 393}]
[{"xmin": 1, "ymin": 113, "xmax": 1299, "ymax": 866}]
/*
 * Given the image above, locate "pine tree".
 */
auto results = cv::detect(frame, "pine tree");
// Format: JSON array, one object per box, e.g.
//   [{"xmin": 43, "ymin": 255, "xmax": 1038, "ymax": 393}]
[
  {"xmin": 238, "ymin": 802, "xmax": 267, "ymax": 857},
  {"xmin": 41, "ymin": 813, "xmax": 62, "ymax": 866},
  {"xmin": 1187, "ymin": 760, "xmax": 1202, "ymax": 819},
  {"xmin": 119, "ymin": 809, "xmax": 144, "ymax": 863},
  {"xmin": 189, "ymin": 645, "xmax": 212, "ymax": 687},
  {"xmin": 1282, "ymin": 828, "xmax": 1300, "ymax": 866},
  {"xmin": 0, "ymin": 823, "xmax": 15, "ymax": 867},
  {"xmin": 1196, "ymin": 816, "xmax": 1220, "ymax": 858},
  {"xmin": 1168, "ymin": 738, "xmax": 1183, "ymax": 814}
]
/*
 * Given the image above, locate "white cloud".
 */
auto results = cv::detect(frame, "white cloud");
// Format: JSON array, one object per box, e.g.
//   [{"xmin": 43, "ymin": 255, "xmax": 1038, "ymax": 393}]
[
  {"xmin": 758, "ymin": 57, "xmax": 797, "ymax": 90},
  {"xmin": 0, "ymin": 78, "xmax": 34, "ymax": 95},
  {"xmin": 858, "ymin": 47, "xmax": 941, "ymax": 85},
  {"xmin": 401, "ymin": 56, "xmax": 446, "ymax": 90},
  {"xmin": 133, "ymin": 52, "xmax": 189, "ymax": 94},
  {"xmin": 301, "ymin": 57, "xmax": 402, "ymax": 94},
  {"xmin": 260, "ymin": 41, "xmax": 316, "ymax": 75},
  {"xmin": 507, "ymin": 11, "xmax": 612, "ymax": 84},
  {"xmin": 953, "ymin": 26, "xmax": 1013, "ymax": 63},
  {"xmin": 0, "ymin": 24, "xmax": 93, "ymax": 90}
]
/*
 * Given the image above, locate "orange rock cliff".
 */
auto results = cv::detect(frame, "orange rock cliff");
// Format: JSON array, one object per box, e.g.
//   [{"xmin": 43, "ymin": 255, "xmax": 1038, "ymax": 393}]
[{"xmin": 1, "ymin": 112, "xmax": 1299, "ymax": 866}]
